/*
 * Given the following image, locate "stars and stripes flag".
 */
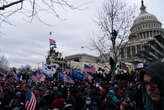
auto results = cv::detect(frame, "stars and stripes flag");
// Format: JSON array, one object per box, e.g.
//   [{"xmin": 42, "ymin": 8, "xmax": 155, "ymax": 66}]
[
  {"xmin": 90, "ymin": 66, "xmax": 96, "ymax": 74},
  {"xmin": 84, "ymin": 64, "xmax": 91, "ymax": 73},
  {"xmin": 84, "ymin": 64, "xmax": 96, "ymax": 74},
  {"xmin": 49, "ymin": 38, "xmax": 57, "ymax": 48},
  {"xmin": 25, "ymin": 88, "xmax": 37, "ymax": 110}
]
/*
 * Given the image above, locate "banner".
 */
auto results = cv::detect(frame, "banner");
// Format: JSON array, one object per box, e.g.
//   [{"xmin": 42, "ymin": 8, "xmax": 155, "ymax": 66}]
[{"xmin": 42, "ymin": 62, "xmax": 56, "ymax": 77}]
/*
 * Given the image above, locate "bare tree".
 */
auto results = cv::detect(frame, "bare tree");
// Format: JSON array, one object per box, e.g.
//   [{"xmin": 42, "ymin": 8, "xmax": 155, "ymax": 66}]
[
  {"xmin": 0, "ymin": 55, "xmax": 9, "ymax": 72},
  {"xmin": 0, "ymin": 0, "xmax": 84, "ymax": 25},
  {"xmin": 92, "ymin": 0, "xmax": 136, "ymax": 80},
  {"xmin": 18, "ymin": 64, "xmax": 32, "ymax": 73}
]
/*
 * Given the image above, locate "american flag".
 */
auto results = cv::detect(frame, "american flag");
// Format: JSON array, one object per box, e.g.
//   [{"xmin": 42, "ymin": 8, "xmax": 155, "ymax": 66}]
[
  {"xmin": 90, "ymin": 66, "xmax": 96, "ymax": 74},
  {"xmin": 25, "ymin": 88, "xmax": 37, "ymax": 110},
  {"xmin": 49, "ymin": 38, "xmax": 57, "ymax": 48},
  {"xmin": 84, "ymin": 64, "xmax": 91, "ymax": 73},
  {"xmin": 84, "ymin": 64, "xmax": 96, "ymax": 74},
  {"xmin": 49, "ymin": 38, "xmax": 56, "ymax": 45}
]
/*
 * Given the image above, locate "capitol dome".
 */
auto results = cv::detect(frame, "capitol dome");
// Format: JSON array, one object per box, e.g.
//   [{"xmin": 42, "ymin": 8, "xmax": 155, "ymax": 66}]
[
  {"xmin": 119, "ymin": 0, "xmax": 164, "ymax": 64},
  {"xmin": 133, "ymin": 13, "xmax": 158, "ymax": 25},
  {"xmin": 130, "ymin": 0, "xmax": 161, "ymax": 33}
]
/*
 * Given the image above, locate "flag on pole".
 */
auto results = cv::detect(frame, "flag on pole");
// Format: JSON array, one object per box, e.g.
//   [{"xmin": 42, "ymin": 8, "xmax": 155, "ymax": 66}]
[
  {"xmin": 84, "ymin": 64, "xmax": 96, "ymax": 74},
  {"xmin": 63, "ymin": 73, "xmax": 74, "ymax": 84},
  {"xmin": 58, "ymin": 72, "xmax": 74, "ymax": 84},
  {"xmin": 25, "ymin": 88, "xmax": 36, "ymax": 110},
  {"xmin": 72, "ymin": 69, "xmax": 84, "ymax": 80},
  {"xmin": 49, "ymin": 38, "xmax": 57, "ymax": 48},
  {"xmin": 49, "ymin": 38, "xmax": 56, "ymax": 45},
  {"xmin": 84, "ymin": 64, "xmax": 91, "ymax": 73},
  {"xmin": 90, "ymin": 66, "xmax": 96, "ymax": 74}
]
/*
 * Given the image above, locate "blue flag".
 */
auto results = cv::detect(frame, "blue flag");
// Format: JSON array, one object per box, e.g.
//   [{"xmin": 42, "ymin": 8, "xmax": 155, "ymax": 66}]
[
  {"xmin": 63, "ymin": 73, "xmax": 74, "ymax": 84},
  {"xmin": 58, "ymin": 72, "xmax": 64, "ymax": 81},
  {"xmin": 72, "ymin": 69, "xmax": 84, "ymax": 80},
  {"xmin": 58, "ymin": 72, "xmax": 74, "ymax": 84}
]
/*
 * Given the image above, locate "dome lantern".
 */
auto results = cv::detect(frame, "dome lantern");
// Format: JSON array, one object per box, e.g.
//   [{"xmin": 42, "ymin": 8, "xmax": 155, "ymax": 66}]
[{"xmin": 140, "ymin": 0, "xmax": 146, "ymax": 14}]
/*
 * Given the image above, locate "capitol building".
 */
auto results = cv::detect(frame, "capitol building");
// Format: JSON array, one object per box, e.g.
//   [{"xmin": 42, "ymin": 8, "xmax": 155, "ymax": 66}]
[{"xmin": 119, "ymin": 0, "xmax": 164, "ymax": 64}]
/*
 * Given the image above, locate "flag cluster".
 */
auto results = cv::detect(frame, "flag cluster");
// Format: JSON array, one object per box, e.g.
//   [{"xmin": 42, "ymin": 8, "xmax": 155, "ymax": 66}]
[{"xmin": 84, "ymin": 64, "xmax": 96, "ymax": 74}]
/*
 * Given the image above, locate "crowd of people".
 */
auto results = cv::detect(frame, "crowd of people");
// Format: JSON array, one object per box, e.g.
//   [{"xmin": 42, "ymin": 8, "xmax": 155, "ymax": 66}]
[{"xmin": 0, "ymin": 61, "xmax": 163, "ymax": 110}]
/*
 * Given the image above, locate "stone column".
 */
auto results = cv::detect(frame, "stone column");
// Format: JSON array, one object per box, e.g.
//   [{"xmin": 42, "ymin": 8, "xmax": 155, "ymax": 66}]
[
  {"xmin": 152, "ymin": 31, "xmax": 154, "ymax": 37},
  {"xmin": 142, "ymin": 32, "xmax": 144, "ymax": 39},
  {"xmin": 135, "ymin": 45, "xmax": 137, "ymax": 55},
  {"xmin": 130, "ymin": 46, "xmax": 132, "ymax": 57},
  {"xmin": 125, "ymin": 47, "xmax": 127, "ymax": 58},
  {"xmin": 148, "ymin": 31, "xmax": 150, "ymax": 38},
  {"xmin": 123, "ymin": 48, "xmax": 125, "ymax": 58}
]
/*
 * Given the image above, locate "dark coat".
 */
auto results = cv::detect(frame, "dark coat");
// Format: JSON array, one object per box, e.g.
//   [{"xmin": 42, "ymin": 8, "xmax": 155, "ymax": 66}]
[{"xmin": 139, "ymin": 62, "xmax": 164, "ymax": 110}]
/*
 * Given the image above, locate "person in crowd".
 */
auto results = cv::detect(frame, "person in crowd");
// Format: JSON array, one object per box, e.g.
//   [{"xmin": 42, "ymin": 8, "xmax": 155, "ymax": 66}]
[
  {"xmin": 0, "ymin": 61, "xmax": 163, "ymax": 110},
  {"xmin": 120, "ymin": 97, "xmax": 135, "ymax": 110},
  {"xmin": 138, "ymin": 62, "xmax": 164, "ymax": 110},
  {"xmin": 83, "ymin": 96, "xmax": 99, "ymax": 110},
  {"xmin": 52, "ymin": 91, "xmax": 65, "ymax": 110},
  {"xmin": 9, "ymin": 91, "xmax": 25, "ymax": 110}
]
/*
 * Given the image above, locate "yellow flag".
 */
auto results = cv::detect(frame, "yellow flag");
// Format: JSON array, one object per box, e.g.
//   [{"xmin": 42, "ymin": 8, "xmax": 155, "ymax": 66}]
[{"xmin": 58, "ymin": 52, "xmax": 62, "ymax": 57}]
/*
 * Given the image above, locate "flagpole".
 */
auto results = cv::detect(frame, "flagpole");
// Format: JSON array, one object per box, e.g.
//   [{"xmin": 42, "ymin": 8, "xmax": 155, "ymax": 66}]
[{"xmin": 49, "ymin": 32, "xmax": 52, "ymax": 48}]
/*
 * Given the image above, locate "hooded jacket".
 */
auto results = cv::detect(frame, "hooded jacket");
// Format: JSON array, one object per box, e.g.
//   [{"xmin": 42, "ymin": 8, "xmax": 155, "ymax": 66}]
[{"xmin": 140, "ymin": 62, "xmax": 164, "ymax": 110}]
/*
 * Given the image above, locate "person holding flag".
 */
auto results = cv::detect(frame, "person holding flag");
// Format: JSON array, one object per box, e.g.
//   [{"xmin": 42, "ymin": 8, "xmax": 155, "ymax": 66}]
[{"xmin": 25, "ymin": 87, "xmax": 37, "ymax": 110}]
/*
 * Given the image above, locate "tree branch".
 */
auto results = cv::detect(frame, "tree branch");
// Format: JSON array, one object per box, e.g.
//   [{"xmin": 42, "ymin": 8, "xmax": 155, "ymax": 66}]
[{"xmin": 0, "ymin": 0, "xmax": 24, "ymax": 10}]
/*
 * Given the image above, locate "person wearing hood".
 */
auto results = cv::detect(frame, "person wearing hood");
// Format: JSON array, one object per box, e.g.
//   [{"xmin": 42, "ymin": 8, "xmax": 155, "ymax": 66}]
[
  {"xmin": 138, "ymin": 62, "xmax": 164, "ymax": 110},
  {"xmin": 9, "ymin": 91, "xmax": 25, "ymax": 110},
  {"xmin": 83, "ymin": 96, "xmax": 99, "ymax": 110},
  {"xmin": 101, "ymin": 89, "xmax": 119, "ymax": 110}
]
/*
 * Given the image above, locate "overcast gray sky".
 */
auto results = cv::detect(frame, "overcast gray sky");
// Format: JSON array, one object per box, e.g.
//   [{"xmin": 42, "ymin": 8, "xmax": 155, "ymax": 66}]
[{"xmin": 0, "ymin": 0, "xmax": 164, "ymax": 68}]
